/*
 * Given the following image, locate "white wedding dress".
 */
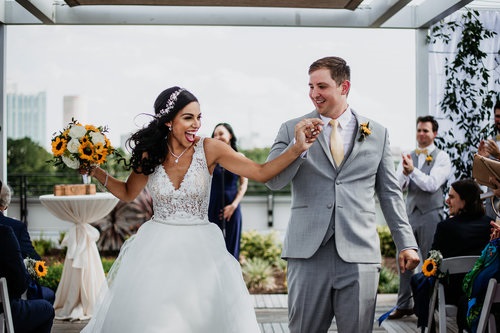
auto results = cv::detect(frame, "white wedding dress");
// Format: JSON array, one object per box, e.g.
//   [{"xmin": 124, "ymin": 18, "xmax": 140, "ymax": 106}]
[{"xmin": 81, "ymin": 138, "xmax": 260, "ymax": 333}]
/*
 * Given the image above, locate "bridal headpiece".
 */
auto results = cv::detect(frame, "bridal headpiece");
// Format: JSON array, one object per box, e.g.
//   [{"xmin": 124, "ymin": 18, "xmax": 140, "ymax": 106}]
[{"xmin": 156, "ymin": 88, "xmax": 185, "ymax": 118}]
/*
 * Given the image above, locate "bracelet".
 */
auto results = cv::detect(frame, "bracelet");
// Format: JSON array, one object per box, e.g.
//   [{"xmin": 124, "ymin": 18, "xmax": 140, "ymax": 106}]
[{"xmin": 104, "ymin": 172, "xmax": 109, "ymax": 188}]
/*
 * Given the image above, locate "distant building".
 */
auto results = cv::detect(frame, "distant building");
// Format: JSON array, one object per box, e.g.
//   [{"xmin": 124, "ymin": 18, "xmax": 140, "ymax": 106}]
[
  {"xmin": 63, "ymin": 96, "xmax": 88, "ymax": 125},
  {"xmin": 6, "ymin": 88, "xmax": 47, "ymax": 146}
]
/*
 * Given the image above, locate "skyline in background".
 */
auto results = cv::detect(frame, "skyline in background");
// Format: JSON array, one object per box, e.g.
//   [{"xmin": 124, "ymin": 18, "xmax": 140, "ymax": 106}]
[{"xmin": 6, "ymin": 25, "xmax": 417, "ymax": 153}]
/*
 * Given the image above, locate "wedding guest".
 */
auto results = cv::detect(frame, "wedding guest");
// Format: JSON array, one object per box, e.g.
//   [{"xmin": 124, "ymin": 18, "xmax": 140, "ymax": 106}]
[
  {"xmin": 390, "ymin": 115, "xmax": 452, "ymax": 319},
  {"xmin": 412, "ymin": 179, "xmax": 491, "ymax": 332},
  {"xmin": 477, "ymin": 99, "xmax": 500, "ymax": 219},
  {"xmin": 0, "ymin": 224, "xmax": 55, "ymax": 333},
  {"xmin": 0, "ymin": 181, "xmax": 55, "ymax": 304},
  {"xmin": 265, "ymin": 56, "xmax": 419, "ymax": 333},
  {"xmin": 81, "ymin": 86, "xmax": 322, "ymax": 332},
  {"xmin": 209, "ymin": 123, "xmax": 248, "ymax": 260}
]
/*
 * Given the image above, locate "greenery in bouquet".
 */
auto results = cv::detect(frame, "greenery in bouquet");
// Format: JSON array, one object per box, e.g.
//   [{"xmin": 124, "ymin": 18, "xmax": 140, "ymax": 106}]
[
  {"xmin": 23, "ymin": 257, "xmax": 48, "ymax": 281},
  {"xmin": 422, "ymin": 249, "xmax": 446, "ymax": 278},
  {"xmin": 50, "ymin": 118, "xmax": 118, "ymax": 171}
]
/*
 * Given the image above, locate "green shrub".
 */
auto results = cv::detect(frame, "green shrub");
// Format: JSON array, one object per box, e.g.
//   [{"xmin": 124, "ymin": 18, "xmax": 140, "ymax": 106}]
[
  {"xmin": 32, "ymin": 237, "xmax": 54, "ymax": 257},
  {"xmin": 39, "ymin": 261, "xmax": 63, "ymax": 291},
  {"xmin": 242, "ymin": 257, "xmax": 276, "ymax": 292},
  {"xmin": 101, "ymin": 257, "xmax": 116, "ymax": 273},
  {"xmin": 378, "ymin": 266, "xmax": 399, "ymax": 294},
  {"xmin": 240, "ymin": 230, "xmax": 282, "ymax": 266},
  {"xmin": 377, "ymin": 225, "xmax": 396, "ymax": 258}
]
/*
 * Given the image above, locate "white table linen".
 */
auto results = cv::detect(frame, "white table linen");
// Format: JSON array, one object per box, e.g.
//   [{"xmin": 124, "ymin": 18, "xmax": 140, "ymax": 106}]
[{"xmin": 39, "ymin": 193, "xmax": 119, "ymax": 320}]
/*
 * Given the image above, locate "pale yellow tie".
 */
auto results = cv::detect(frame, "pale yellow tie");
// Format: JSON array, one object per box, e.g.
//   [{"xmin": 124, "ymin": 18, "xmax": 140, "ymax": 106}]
[{"xmin": 330, "ymin": 119, "xmax": 344, "ymax": 165}]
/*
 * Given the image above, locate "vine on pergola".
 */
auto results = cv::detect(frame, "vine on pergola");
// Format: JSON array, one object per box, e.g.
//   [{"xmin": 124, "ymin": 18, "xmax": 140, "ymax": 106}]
[{"xmin": 428, "ymin": 9, "xmax": 499, "ymax": 181}]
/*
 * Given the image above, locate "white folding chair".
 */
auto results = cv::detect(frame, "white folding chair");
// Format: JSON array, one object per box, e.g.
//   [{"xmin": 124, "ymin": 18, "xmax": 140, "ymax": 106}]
[
  {"xmin": 0, "ymin": 277, "xmax": 15, "ymax": 333},
  {"xmin": 476, "ymin": 278, "xmax": 500, "ymax": 333},
  {"xmin": 426, "ymin": 255, "xmax": 479, "ymax": 333}
]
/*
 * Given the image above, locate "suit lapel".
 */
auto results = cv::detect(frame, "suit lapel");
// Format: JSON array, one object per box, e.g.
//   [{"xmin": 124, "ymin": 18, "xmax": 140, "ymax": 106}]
[{"xmin": 339, "ymin": 112, "xmax": 365, "ymax": 170}]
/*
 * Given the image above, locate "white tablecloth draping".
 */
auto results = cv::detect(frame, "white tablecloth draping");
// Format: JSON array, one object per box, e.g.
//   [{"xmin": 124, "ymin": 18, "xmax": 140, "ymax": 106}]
[{"xmin": 39, "ymin": 193, "xmax": 119, "ymax": 320}]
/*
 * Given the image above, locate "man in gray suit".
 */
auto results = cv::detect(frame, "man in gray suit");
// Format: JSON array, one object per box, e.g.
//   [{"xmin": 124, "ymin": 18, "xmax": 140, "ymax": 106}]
[
  {"xmin": 266, "ymin": 56, "xmax": 420, "ymax": 333},
  {"xmin": 389, "ymin": 116, "xmax": 451, "ymax": 319}
]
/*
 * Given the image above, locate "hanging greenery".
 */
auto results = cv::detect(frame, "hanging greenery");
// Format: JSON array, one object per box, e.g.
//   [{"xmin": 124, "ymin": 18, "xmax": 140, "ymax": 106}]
[{"xmin": 428, "ymin": 9, "xmax": 499, "ymax": 180}]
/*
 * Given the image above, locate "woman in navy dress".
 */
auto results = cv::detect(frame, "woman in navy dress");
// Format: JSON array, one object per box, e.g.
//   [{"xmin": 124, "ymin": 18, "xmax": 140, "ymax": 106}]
[{"xmin": 209, "ymin": 123, "xmax": 248, "ymax": 260}]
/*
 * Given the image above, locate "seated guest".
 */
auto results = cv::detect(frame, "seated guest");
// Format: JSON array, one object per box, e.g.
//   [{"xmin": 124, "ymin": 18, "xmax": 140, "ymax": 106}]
[
  {"xmin": 0, "ymin": 224, "xmax": 54, "ymax": 333},
  {"xmin": 412, "ymin": 179, "xmax": 491, "ymax": 332},
  {"xmin": 0, "ymin": 181, "xmax": 55, "ymax": 304}
]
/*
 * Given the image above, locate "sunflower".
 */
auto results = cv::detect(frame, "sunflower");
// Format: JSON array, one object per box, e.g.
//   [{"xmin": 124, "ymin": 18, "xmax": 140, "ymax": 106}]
[
  {"xmin": 35, "ymin": 261, "xmax": 48, "ymax": 278},
  {"xmin": 85, "ymin": 124, "xmax": 99, "ymax": 132},
  {"xmin": 422, "ymin": 258, "xmax": 438, "ymax": 277},
  {"xmin": 425, "ymin": 155, "xmax": 433, "ymax": 165},
  {"xmin": 79, "ymin": 141, "xmax": 95, "ymax": 161},
  {"xmin": 94, "ymin": 143, "xmax": 108, "ymax": 164},
  {"xmin": 51, "ymin": 137, "xmax": 67, "ymax": 157}
]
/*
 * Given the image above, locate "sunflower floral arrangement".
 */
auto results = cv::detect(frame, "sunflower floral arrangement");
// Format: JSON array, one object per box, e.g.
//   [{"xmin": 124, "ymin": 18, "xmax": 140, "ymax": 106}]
[
  {"xmin": 24, "ymin": 257, "xmax": 48, "ymax": 281},
  {"xmin": 358, "ymin": 122, "xmax": 371, "ymax": 142},
  {"xmin": 50, "ymin": 119, "xmax": 115, "ymax": 172},
  {"xmin": 422, "ymin": 249, "xmax": 446, "ymax": 278}
]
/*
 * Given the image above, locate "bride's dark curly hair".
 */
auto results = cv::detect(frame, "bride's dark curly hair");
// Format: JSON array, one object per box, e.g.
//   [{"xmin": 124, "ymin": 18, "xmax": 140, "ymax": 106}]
[{"xmin": 126, "ymin": 86, "xmax": 199, "ymax": 175}]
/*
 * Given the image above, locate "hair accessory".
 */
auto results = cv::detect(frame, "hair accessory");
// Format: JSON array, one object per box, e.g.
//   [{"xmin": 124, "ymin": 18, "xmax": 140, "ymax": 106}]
[{"xmin": 156, "ymin": 88, "xmax": 185, "ymax": 118}]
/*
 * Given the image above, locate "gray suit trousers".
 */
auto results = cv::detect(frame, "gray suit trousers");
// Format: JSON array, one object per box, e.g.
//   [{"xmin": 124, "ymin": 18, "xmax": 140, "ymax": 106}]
[{"xmin": 287, "ymin": 237, "xmax": 380, "ymax": 333}]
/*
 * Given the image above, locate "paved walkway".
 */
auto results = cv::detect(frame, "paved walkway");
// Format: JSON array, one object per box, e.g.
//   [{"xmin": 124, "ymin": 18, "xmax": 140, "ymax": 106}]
[{"xmin": 50, "ymin": 294, "xmax": 443, "ymax": 333}]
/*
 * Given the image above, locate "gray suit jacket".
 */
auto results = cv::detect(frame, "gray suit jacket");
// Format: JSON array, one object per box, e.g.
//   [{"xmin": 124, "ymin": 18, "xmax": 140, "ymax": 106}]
[{"xmin": 266, "ymin": 109, "xmax": 417, "ymax": 263}]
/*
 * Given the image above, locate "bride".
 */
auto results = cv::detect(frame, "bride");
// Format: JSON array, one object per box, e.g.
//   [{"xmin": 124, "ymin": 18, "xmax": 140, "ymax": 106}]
[{"xmin": 80, "ymin": 86, "xmax": 322, "ymax": 332}]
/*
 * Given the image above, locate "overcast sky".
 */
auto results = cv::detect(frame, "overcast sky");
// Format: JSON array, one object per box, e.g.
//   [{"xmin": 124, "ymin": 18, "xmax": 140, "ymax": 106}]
[{"xmin": 6, "ymin": 25, "xmax": 417, "ymax": 152}]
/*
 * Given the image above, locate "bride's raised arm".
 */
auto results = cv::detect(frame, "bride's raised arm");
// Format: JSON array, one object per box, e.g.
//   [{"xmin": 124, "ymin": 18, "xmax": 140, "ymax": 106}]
[{"xmin": 206, "ymin": 118, "xmax": 323, "ymax": 183}]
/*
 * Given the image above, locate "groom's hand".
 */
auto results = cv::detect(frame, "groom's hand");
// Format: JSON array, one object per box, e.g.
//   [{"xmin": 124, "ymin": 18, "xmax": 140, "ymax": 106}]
[{"xmin": 398, "ymin": 249, "xmax": 420, "ymax": 273}]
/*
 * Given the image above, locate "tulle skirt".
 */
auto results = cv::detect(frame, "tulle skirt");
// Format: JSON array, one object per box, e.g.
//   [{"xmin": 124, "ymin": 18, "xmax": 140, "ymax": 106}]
[{"xmin": 81, "ymin": 217, "xmax": 259, "ymax": 333}]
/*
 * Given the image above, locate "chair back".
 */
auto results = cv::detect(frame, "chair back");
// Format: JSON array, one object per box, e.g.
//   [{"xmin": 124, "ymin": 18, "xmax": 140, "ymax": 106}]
[
  {"xmin": 427, "ymin": 255, "xmax": 480, "ymax": 333},
  {"xmin": 0, "ymin": 277, "xmax": 15, "ymax": 333},
  {"xmin": 476, "ymin": 278, "xmax": 500, "ymax": 333},
  {"xmin": 440, "ymin": 256, "xmax": 479, "ymax": 275}
]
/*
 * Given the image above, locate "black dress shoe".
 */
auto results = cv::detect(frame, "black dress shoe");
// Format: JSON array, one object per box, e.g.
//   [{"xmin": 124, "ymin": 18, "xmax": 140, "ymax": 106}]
[{"xmin": 387, "ymin": 308, "xmax": 414, "ymax": 319}]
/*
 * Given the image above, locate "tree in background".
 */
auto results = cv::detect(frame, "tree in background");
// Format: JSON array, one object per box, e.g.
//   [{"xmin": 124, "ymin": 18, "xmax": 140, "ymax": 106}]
[{"xmin": 429, "ymin": 9, "xmax": 499, "ymax": 181}]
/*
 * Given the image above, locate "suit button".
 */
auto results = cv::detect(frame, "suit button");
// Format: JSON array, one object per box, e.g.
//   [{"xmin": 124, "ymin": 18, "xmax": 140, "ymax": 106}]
[
  {"xmin": 336, "ymin": 180, "xmax": 341, "ymax": 185},
  {"xmin": 327, "ymin": 204, "xmax": 333, "ymax": 209}
]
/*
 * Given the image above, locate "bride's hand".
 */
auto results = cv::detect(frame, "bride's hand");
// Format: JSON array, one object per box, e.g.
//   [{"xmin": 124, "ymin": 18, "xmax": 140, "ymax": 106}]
[{"xmin": 293, "ymin": 118, "xmax": 323, "ymax": 152}]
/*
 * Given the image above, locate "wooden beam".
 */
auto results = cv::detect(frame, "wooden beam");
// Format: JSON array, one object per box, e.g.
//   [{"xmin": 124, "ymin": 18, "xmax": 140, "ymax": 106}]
[{"xmin": 63, "ymin": 0, "xmax": 362, "ymax": 10}]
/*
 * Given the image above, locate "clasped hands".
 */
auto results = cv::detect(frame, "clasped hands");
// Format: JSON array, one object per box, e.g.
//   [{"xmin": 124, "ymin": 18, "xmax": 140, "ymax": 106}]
[
  {"xmin": 478, "ymin": 139, "xmax": 500, "ymax": 159},
  {"xmin": 294, "ymin": 118, "xmax": 323, "ymax": 152}
]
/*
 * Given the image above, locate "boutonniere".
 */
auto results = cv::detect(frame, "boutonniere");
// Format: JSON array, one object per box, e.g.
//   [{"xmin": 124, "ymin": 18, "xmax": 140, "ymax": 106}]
[
  {"xmin": 425, "ymin": 154, "xmax": 433, "ymax": 165},
  {"xmin": 358, "ymin": 122, "xmax": 371, "ymax": 142},
  {"xmin": 24, "ymin": 257, "xmax": 48, "ymax": 281}
]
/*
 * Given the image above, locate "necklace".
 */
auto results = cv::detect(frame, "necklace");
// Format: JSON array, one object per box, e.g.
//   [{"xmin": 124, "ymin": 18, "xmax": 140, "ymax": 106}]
[{"xmin": 168, "ymin": 143, "xmax": 192, "ymax": 164}]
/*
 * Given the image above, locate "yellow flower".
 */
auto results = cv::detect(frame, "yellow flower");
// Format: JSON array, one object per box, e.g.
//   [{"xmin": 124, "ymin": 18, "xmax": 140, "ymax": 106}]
[
  {"xmin": 425, "ymin": 155, "xmax": 433, "ymax": 165},
  {"xmin": 422, "ymin": 258, "xmax": 438, "ymax": 277},
  {"xmin": 79, "ymin": 141, "xmax": 95, "ymax": 161},
  {"xmin": 35, "ymin": 261, "xmax": 48, "ymax": 278},
  {"xmin": 358, "ymin": 122, "xmax": 372, "ymax": 142},
  {"xmin": 51, "ymin": 137, "xmax": 67, "ymax": 157},
  {"xmin": 85, "ymin": 124, "xmax": 99, "ymax": 132}
]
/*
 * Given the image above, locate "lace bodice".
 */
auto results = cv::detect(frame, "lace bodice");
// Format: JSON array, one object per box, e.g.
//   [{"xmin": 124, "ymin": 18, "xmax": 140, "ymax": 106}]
[{"xmin": 146, "ymin": 138, "xmax": 211, "ymax": 223}]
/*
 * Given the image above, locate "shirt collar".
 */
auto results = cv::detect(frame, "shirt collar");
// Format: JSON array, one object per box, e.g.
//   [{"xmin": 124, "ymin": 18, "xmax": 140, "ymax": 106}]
[{"xmin": 320, "ymin": 106, "xmax": 352, "ymax": 128}]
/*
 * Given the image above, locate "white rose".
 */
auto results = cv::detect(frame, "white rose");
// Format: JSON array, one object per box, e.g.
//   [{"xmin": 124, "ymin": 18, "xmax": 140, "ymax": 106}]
[
  {"xmin": 90, "ymin": 131, "xmax": 105, "ymax": 145},
  {"xmin": 68, "ymin": 125, "xmax": 86, "ymax": 139},
  {"xmin": 62, "ymin": 154, "xmax": 80, "ymax": 169},
  {"xmin": 67, "ymin": 138, "xmax": 81, "ymax": 154}
]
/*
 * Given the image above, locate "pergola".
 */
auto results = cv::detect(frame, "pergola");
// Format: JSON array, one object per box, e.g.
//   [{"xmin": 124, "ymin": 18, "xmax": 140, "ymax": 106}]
[{"xmin": 0, "ymin": 0, "xmax": 497, "ymax": 180}]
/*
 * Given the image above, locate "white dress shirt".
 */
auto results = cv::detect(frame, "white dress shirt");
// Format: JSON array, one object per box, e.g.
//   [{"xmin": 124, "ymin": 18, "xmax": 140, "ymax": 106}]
[
  {"xmin": 396, "ymin": 143, "xmax": 452, "ymax": 192},
  {"xmin": 320, "ymin": 106, "xmax": 357, "ymax": 155}
]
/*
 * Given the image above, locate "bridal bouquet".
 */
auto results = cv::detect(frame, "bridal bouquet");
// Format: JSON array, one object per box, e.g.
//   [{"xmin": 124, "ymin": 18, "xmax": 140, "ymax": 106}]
[
  {"xmin": 50, "ymin": 119, "xmax": 115, "ymax": 171},
  {"xmin": 24, "ymin": 257, "xmax": 48, "ymax": 281}
]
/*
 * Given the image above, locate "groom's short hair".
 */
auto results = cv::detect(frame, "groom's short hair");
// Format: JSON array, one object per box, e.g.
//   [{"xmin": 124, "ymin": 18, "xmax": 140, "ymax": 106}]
[{"xmin": 309, "ymin": 56, "xmax": 350, "ymax": 85}]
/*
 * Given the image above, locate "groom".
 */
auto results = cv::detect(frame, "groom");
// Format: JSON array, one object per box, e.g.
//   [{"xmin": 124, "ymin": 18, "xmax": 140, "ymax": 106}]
[{"xmin": 266, "ymin": 56, "xmax": 419, "ymax": 333}]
